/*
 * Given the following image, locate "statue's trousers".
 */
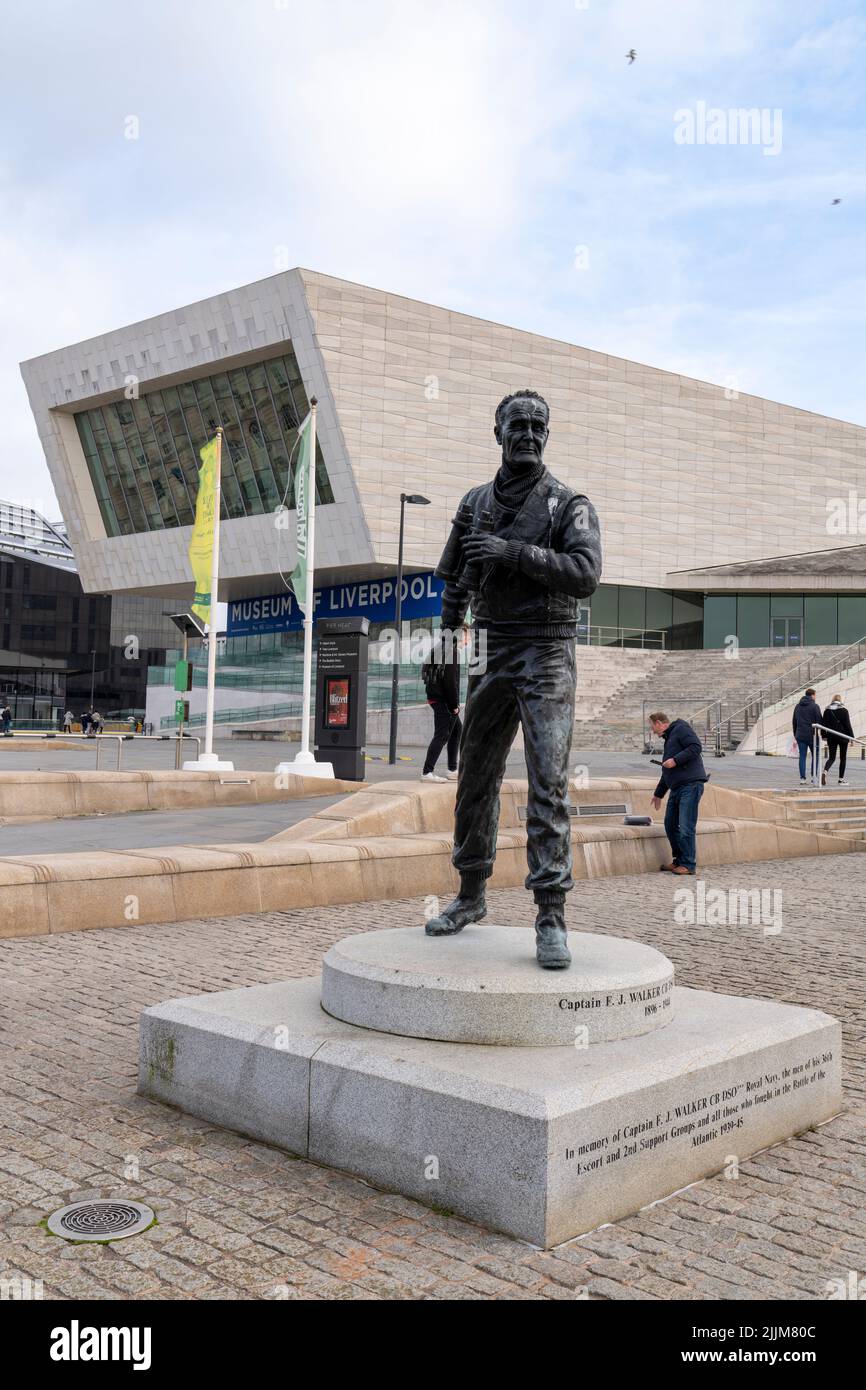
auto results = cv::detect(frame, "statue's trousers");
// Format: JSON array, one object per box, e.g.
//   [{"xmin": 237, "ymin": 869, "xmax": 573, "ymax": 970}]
[{"xmin": 452, "ymin": 636, "xmax": 576, "ymax": 896}]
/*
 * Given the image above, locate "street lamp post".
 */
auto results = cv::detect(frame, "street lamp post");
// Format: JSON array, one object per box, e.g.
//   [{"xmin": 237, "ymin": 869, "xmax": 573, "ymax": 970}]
[
  {"xmin": 388, "ymin": 492, "xmax": 430, "ymax": 764},
  {"xmin": 89, "ymin": 649, "xmax": 97, "ymax": 709}
]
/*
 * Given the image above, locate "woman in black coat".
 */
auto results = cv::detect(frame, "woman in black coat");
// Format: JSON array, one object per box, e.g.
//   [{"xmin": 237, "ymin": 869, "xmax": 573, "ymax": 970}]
[{"xmin": 822, "ymin": 694, "xmax": 855, "ymax": 784}]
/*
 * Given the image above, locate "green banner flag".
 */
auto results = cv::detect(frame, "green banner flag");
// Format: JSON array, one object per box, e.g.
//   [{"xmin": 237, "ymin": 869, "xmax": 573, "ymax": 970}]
[
  {"xmin": 188, "ymin": 436, "xmax": 218, "ymax": 626},
  {"xmin": 290, "ymin": 413, "xmax": 312, "ymax": 612}
]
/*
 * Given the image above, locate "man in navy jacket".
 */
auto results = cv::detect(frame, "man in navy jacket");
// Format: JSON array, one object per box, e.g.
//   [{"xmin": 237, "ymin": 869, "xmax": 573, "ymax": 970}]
[
  {"xmin": 649, "ymin": 713, "xmax": 709, "ymax": 876},
  {"xmin": 791, "ymin": 688, "xmax": 825, "ymax": 785}
]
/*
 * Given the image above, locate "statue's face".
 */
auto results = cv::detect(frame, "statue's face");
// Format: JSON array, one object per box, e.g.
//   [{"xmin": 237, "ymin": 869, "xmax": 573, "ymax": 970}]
[{"xmin": 494, "ymin": 397, "xmax": 549, "ymax": 471}]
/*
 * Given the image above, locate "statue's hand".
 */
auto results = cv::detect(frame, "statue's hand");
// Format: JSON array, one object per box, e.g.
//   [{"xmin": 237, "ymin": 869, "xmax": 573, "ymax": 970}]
[{"xmin": 461, "ymin": 531, "xmax": 508, "ymax": 564}]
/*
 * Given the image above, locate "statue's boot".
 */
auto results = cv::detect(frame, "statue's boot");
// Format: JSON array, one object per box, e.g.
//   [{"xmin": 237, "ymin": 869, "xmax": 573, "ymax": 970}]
[
  {"xmin": 425, "ymin": 874, "xmax": 487, "ymax": 936},
  {"xmin": 534, "ymin": 896, "xmax": 571, "ymax": 970}
]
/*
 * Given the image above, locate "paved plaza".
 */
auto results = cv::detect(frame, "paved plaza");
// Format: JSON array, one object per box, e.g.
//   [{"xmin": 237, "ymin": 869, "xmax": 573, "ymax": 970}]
[
  {"xmin": 2, "ymin": 735, "xmax": 859, "ymax": 789},
  {"xmin": 1, "ymin": 853, "xmax": 864, "ymax": 1301},
  {"xmin": 1, "ymin": 736, "xmax": 859, "ymax": 859}
]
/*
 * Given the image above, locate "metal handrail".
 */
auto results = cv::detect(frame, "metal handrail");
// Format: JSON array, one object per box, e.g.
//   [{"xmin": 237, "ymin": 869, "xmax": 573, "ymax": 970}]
[
  {"xmin": 811, "ymin": 724, "xmax": 865, "ymax": 792},
  {"xmin": 586, "ymin": 625, "xmax": 667, "ymax": 649},
  {"xmin": 3, "ymin": 730, "xmax": 201, "ymax": 770},
  {"xmin": 687, "ymin": 636, "xmax": 866, "ymax": 754},
  {"xmin": 761, "ymin": 640, "xmax": 866, "ymax": 717}
]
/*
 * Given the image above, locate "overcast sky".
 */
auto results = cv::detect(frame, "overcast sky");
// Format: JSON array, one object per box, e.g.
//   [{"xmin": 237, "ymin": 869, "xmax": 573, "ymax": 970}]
[{"xmin": 4, "ymin": 0, "xmax": 864, "ymax": 517}]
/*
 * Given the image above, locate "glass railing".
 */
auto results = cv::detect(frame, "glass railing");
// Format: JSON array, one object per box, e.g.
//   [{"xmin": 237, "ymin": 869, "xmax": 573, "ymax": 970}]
[
  {"xmin": 585, "ymin": 626, "xmax": 667, "ymax": 649},
  {"xmin": 158, "ymin": 671, "xmax": 438, "ymax": 730}
]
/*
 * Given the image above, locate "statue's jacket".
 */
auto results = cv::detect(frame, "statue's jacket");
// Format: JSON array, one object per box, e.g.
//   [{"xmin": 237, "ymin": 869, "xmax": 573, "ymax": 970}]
[{"xmin": 435, "ymin": 470, "xmax": 602, "ymax": 640}]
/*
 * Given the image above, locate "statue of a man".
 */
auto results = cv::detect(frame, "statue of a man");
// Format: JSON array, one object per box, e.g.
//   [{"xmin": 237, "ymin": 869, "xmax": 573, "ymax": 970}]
[{"xmin": 425, "ymin": 390, "xmax": 602, "ymax": 968}]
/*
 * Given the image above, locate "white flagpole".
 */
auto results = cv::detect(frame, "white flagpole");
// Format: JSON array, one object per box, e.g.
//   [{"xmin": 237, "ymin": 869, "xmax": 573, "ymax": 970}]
[
  {"xmin": 184, "ymin": 427, "xmax": 233, "ymax": 771},
  {"xmin": 298, "ymin": 400, "xmax": 317, "ymax": 758},
  {"xmin": 203, "ymin": 427, "xmax": 222, "ymax": 759},
  {"xmin": 276, "ymin": 396, "xmax": 333, "ymax": 779}
]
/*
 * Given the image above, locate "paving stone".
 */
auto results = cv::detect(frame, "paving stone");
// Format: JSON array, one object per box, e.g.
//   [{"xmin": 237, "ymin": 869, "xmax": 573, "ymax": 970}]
[{"xmin": 1, "ymin": 854, "xmax": 864, "ymax": 1298}]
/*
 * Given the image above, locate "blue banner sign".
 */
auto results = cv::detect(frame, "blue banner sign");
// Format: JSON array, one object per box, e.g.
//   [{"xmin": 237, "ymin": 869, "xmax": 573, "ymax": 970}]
[{"xmin": 227, "ymin": 571, "xmax": 444, "ymax": 638}]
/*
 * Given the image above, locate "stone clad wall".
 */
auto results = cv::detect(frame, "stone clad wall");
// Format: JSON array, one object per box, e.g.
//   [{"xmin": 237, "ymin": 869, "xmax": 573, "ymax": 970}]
[
  {"xmin": 301, "ymin": 269, "xmax": 866, "ymax": 589},
  {"xmin": 21, "ymin": 268, "xmax": 866, "ymax": 600}
]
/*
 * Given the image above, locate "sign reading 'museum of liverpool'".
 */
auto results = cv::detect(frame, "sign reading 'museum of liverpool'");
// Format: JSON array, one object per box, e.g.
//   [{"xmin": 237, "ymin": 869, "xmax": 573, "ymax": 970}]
[{"xmin": 227, "ymin": 571, "xmax": 443, "ymax": 638}]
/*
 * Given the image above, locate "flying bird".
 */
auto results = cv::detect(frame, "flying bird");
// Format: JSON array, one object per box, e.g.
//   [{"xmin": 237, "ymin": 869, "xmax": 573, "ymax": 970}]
[
  {"xmin": 831, "ymin": 198, "xmax": 842, "ymax": 205},
  {"xmin": 626, "ymin": 49, "xmax": 637, "ymax": 64}
]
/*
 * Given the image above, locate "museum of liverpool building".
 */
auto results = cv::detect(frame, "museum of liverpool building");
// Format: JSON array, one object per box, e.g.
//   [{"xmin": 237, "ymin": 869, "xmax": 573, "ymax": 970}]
[{"xmin": 19, "ymin": 268, "xmax": 866, "ymax": 730}]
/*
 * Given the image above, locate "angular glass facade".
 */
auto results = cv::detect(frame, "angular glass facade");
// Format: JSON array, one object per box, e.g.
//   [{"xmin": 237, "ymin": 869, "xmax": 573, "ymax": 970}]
[
  {"xmin": 588, "ymin": 583, "xmax": 704, "ymax": 648},
  {"xmin": 703, "ymin": 593, "xmax": 866, "ymax": 647},
  {"xmin": 150, "ymin": 621, "xmax": 448, "ymax": 731},
  {"xmin": 75, "ymin": 350, "xmax": 335, "ymax": 537},
  {"xmin": 596, "ymin": 586, "xmax": 866, "ymax": 649}
]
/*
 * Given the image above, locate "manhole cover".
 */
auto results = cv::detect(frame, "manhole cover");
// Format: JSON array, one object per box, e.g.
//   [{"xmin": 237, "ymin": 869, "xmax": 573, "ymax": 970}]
[{"xmin": 46, "ymin": 1199, "xmax": 155, "ymax": 1243}]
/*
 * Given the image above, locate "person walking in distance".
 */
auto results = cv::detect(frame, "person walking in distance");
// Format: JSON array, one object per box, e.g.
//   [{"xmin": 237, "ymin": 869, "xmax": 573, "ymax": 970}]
[
  {"xmin": 649, "ymin": 712, "xmax": 709, "ymax": 876},
  {"xmin": 420, "ymin": 627, "xmax": 467, "ymax": 783},
  {"xmin": 792, "ymin": 687, "xmax": 824, "ymax": 785},
  {"xmin": 822, "ymin": 693, "xmax": 855, "ymax": 786}
]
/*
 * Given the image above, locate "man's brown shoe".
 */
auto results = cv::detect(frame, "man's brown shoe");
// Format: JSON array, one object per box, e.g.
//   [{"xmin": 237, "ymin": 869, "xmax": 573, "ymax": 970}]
[
  {"xmin": 671, "ymin": 865, "xmax": 695, "ymax": 875},
  {"xmin": 659, "ymin": 862, "xmax": 677, "ymax": 872}
]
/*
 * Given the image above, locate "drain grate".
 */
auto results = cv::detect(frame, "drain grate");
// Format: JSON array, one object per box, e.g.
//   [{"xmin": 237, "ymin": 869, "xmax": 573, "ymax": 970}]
[{"xmin": 47, "ymin": 1199, "xmax": 155, "ymax": 1243}]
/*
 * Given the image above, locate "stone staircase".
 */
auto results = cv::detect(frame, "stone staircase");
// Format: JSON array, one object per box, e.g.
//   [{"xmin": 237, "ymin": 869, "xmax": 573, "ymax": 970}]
[
  {"xmin": 754, "ymin": 789, "xmax": 866, "ymax": 841},
  {"xmin": 573, "ymin": 646, "xmax": 849, "ymax": 752},
  {"xmin": 573, "ymin": 646, "xmax": 664, "ymax": 721}
]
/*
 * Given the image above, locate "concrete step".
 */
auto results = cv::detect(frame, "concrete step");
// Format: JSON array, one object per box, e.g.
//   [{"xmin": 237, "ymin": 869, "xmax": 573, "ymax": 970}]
[
  {"xmin": 801, "ymin": 818, "xmax": 866, "ymax": 834},
  {"xmin": 570, "ymin": 645, "xmax": 858, "ymax": 754},
  {"xmin": 804, "ymin": 811, "xmax": 866, "ymax": 822},
  {"xmin": 767, "ymin": 795, "xmax": 866, "ymax": 806},
  {"xmin": 783, "ymin": 796, "xmax": 866, "ymax": 811}
]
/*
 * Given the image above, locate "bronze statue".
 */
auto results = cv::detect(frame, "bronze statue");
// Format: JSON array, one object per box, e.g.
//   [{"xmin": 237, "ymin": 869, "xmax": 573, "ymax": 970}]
[{"xmin": 425, "ymin": 390, "xmax": 602, "ymax": 968}]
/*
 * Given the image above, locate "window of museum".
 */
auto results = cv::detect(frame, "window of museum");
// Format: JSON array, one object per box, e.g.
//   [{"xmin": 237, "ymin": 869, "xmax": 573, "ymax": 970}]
[{"xmin": 74, "ymin": 349, "xmax": 335, "ymax": 537}]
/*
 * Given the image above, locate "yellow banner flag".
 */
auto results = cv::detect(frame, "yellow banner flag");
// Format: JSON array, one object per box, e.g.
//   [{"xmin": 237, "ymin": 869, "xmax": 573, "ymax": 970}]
[{"xmin": 188, "ymin": 436, "xmax": 219, "ymax": 626}]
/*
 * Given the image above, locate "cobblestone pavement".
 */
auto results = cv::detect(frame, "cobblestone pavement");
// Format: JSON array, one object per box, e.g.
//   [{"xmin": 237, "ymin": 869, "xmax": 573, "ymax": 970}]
[{"xmin": 1, "ymin": 854, "xmax": 864, "ymax": 1301}]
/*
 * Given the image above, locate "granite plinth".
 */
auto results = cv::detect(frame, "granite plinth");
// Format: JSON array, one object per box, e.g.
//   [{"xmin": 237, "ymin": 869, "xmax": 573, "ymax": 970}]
[
  {"xmin": 139, "ymin": 969, "xmax": 842, "ymax": 1247},
  {"xmin": 321, "ymin": 925, "xmax": 675, "ymax": 1045}
]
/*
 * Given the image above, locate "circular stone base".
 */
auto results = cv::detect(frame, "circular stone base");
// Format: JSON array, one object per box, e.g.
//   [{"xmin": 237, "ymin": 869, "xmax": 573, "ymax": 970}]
[{"xmin": 321, "ymin": 926, "xmax": 675, "ymax": 1046}]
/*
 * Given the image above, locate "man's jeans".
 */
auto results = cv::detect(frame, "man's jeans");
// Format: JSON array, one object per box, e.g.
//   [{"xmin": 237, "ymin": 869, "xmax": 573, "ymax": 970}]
[
  {"xmin": 796, "ymin": 736, "xmax": 817, "ymax": 780},
  {"xmin": 452, "ymin": 635, "xmax": 576, "ymax": 896},
  {"xmin": 664, "ymin": 781, "xmax": 704, "ymax": 872}
]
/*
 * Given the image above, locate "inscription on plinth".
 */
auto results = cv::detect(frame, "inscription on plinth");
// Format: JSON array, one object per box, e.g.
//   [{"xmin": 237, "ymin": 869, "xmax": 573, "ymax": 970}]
[
  {"xmin": 558, "ymin": 977, "xmax": 673, "ymax": 1027},
  {"xmin": 547, "ymin": 1031, "xmax": 840, "ymax": 1243},
  {"xmin": 322, "ymin": 925, "xmax": 676, "ymax": 1045}
]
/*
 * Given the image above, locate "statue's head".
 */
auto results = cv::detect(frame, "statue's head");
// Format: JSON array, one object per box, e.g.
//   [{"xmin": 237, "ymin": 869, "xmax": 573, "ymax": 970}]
[{"xmin": 494, "ymin": 390, "xmax": 550, "ymax": 472}]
